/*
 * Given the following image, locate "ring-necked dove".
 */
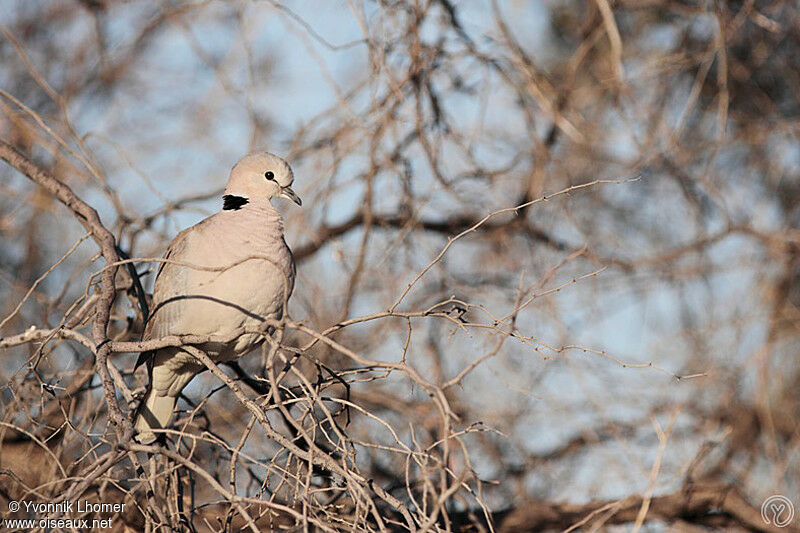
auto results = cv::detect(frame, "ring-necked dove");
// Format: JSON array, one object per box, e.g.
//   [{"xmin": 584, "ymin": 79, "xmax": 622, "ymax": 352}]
[{"xmin": 133, "ymin": 152, "xmax": 301, "ymax": 444}]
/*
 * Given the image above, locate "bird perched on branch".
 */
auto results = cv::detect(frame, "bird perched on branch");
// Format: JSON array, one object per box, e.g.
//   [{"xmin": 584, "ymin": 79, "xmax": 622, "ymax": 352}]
[{"xmin": 133, "ymin": 152, "xmax": 301, "ymax": 444}]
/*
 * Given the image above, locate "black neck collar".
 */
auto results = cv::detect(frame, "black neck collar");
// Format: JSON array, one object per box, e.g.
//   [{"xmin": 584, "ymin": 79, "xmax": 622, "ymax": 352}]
[{"xmin": 222, "ymin": 194, "xmax": 249, "ymax": 210}]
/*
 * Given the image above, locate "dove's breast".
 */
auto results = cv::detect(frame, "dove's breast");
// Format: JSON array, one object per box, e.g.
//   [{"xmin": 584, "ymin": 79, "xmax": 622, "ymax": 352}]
[{"xmin": 146, "ymin": 209, "xmax": 295, "ymax": 361}]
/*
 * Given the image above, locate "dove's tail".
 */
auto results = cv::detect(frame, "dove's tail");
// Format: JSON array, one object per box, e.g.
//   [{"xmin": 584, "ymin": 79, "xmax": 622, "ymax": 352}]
[{"xmin": 134, "ymin": 387, "xmax": 176, "ymax": 444}]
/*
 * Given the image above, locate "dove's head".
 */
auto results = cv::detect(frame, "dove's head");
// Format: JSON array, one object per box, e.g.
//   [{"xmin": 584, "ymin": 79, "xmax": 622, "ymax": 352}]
[{"xmin": 224, "ymin": 152, "xmax": 301, "ymax": 209}]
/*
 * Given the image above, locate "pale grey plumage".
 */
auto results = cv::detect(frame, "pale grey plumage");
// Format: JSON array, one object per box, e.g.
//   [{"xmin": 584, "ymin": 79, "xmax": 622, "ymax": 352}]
[{"xmin": 134, "ymin": 152, "xmax": 300, "ymax": 444}]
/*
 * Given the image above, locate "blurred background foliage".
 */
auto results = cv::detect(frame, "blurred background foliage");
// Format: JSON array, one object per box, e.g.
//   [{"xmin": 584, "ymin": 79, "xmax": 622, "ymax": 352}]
[{"xmin": 1, "ymin": 0, "xmax": 799, "ymax": 530}]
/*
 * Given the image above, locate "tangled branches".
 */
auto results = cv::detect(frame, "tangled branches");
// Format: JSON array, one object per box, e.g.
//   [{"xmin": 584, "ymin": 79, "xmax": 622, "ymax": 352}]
[{"xmin": 3, "ymin": 0, "xmax": 800, "ymax": 531}]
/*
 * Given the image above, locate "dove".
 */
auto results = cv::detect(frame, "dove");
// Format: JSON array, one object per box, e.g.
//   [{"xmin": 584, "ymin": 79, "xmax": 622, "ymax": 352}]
[{"xmin": 133, "ymin": 152, "xmax": 301, "ymax": 444}]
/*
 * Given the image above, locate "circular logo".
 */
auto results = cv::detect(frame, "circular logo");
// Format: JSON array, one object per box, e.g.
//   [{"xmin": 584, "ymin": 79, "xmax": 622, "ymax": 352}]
[{"xmin": 762, "ymin": 495, "xmax": 795, "ymax": 528}]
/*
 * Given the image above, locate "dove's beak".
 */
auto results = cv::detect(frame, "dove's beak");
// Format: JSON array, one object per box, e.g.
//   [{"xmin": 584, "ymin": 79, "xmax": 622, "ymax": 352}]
[{"xmin": 280, "ymin": 186, "xmax": 302, "ymax": 206}]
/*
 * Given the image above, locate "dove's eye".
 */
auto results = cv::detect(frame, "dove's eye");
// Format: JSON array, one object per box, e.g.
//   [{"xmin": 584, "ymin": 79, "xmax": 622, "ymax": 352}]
[{"xmin": 265, "ymin": 171, "xmax": 275, "ymax": 180}]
